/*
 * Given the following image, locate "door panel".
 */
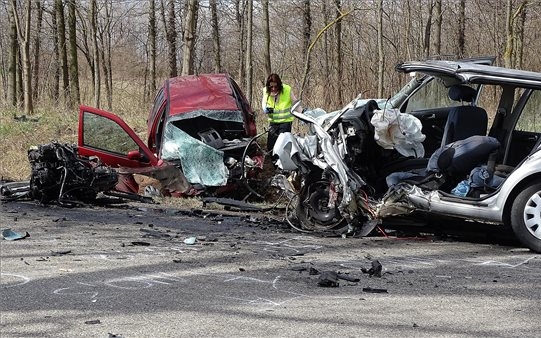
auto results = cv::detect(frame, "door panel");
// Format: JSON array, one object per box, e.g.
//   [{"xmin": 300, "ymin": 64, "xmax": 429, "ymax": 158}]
[{"xmin": 78, "ymin": 105, "xmax": 158, "ymax": 168}]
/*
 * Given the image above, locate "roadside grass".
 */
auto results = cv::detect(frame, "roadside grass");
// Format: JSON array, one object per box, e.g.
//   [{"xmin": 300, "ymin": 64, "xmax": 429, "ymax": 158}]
[{"xmin": 0, "ymin": 105, "xmax": 79, "ymax": 181}]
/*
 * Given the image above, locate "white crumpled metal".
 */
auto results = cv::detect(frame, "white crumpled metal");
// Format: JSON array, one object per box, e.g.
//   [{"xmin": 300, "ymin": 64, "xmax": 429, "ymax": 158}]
[{"xmin": 371, "ymin": 108, "xmax": 426, "ymax": 158}]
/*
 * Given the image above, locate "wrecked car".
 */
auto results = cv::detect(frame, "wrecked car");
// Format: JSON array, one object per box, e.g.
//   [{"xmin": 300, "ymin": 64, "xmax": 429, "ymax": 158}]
[
  {"xmin": 77, "ymin": 73, "xmax": 264, "ymax": 197},
  {"xmin": 275, "ymin": 59, "xmax": 541, "ymax": 253}
]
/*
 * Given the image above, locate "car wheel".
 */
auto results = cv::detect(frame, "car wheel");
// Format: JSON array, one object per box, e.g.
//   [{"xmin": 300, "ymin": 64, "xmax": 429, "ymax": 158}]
[{"xmin": 510, "ymin": 182, "xmax": 541, "ymax": 253}]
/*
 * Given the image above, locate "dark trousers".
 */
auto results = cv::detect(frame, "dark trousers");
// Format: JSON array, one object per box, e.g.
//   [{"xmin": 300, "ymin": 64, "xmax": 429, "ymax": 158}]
[{"xmin": 267, "ymin": 122, "xmax": 292, "ymax": 152}]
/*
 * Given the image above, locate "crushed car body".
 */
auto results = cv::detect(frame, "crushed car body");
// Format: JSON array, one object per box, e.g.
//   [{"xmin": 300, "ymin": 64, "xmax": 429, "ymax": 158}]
[
  {"xmin": 274, "ymin": 58, "xmax": 541, "ymax": 253},
  {"xmin": 77, "ymin": 73, "xmax": 264, "ymax": 197}
]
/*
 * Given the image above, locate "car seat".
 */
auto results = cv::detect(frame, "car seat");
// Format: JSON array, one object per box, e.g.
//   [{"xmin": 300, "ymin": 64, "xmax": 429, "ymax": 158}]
[
  {"xmin": 440, "ymin": 85, "xmax": 488, "ymax": 147},
  {"xmin": 386, "ymin": 135, "xmax": 501, "ymax": 192}
]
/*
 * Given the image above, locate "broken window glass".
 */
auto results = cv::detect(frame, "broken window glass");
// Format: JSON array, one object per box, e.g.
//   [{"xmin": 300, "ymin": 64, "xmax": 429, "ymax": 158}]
[{"xmin": 161, "ymin": 123, "xmax": 229, "ymax": 187}]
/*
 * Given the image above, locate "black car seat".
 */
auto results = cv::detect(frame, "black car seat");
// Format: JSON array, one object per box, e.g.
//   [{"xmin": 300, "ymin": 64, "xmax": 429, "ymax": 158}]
[
  {"xmin": 440, "ymin": 85, "xmax": 488, "ymax": 147},
  {"xmin": 386, "ymin": 135, "xmax": 501, "ymax": 192}
]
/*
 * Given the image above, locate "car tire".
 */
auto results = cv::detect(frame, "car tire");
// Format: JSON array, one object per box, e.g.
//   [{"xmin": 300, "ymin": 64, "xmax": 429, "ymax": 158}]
[{"xmin": 510, "ymin": 182, "xmax": 541, "ymax": 253}]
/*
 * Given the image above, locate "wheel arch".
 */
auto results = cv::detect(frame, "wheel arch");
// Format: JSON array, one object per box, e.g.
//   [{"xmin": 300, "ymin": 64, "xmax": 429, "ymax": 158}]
[{"xmin": 503, "ymin": 173, "xmax": 541, "ymax": 226}]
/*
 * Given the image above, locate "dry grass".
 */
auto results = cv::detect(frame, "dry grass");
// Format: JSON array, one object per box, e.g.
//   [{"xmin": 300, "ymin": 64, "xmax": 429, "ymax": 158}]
[{"xmin": 0, "ymin": 105, "xmax": 79, "ymax": 181}]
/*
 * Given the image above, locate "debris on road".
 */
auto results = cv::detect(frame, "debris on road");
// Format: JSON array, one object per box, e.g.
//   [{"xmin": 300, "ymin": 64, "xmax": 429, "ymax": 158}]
[
  {"xmin": 51, "ymin": 250, "xmax": 72, "ymax": 256},
  {"xmin": 1, "ymin": 228, "xmax": 30, "ymax": 241},
  {"xmin": 361, "ymin": 259, "xmax": 383, "ymax": 277},
  {"xmin": 184, "ymin": 236, "xmax": 197, "ymax": 245},
  {"xmin": 362, "ymin": 287, "xmax": 388, "ymax": 293},
  {"xmin": 317, "ymin": 271, "xmax": 339, "ymax": 287},
  {"xmin": 131, "ymin": 241, "xmax": 151, "ymax": 246}
]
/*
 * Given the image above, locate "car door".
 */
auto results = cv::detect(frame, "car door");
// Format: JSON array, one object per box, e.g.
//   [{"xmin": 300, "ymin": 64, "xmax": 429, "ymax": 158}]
[
  {"xmin": 502, "ymin": 89, "xmax": 541, "ymax": 167},
  {"xmin": 78, "ymin": 105, "xmax": 159, "ymax": 168}
]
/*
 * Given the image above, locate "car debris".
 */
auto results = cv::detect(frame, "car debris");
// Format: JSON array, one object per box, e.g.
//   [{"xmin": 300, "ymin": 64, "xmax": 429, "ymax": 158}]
[
  {"xmin": 361, "ymin": 260, "xmax": 383, "ymax": 277},
  {"xmin": 362, "ymin": 287, "xmax": 388, "ymax": 293},
  {"xmin": 1, "ymin": 228, "xmax": 30, "ymax": 241},
  {"xmin": 1, "ymin": 142, "xmax": 119, "ymax": 206},
  {"xmin": 317, "ymin": 271, "xmax": 340, "ymax": 287}
]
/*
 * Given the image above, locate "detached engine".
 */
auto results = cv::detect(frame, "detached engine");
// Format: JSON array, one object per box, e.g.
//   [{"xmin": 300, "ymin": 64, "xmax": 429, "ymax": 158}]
[{"xmin": 27, "ymin": 142, "xmax": 118, "ymax": 205}]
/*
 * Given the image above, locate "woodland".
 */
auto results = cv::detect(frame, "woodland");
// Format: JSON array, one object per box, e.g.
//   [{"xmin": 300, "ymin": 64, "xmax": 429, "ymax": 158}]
[{"xmin": 1, "ymin": 0, "xmax": 541, "ymax": 117}]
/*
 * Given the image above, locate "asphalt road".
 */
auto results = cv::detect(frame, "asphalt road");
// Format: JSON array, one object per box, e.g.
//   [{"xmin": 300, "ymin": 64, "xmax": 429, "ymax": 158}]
[{"xmin": 1, "ymin": 199, "xmax": 540, "ymax": 338}]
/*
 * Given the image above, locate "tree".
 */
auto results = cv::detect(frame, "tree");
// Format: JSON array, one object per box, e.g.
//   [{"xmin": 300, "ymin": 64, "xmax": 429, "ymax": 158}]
[
  {"xmin": 10, "ymin": 0, "xmax": 33, "ymax": 115},
  {"xmin": 210, "ymin": 0, "xmax": 221, "ymax": 73},
  {"xmin": 244, "ymin": 0, "xmax": 253, "ymax": 103},
  {"xmin": 302, "ymin": 0, "xmax": 311, "ymax": 90},
  {"xmin": 423, "ymin": 0, "xmax": 434, "ymax": 58},
  {"xmin": 149, "ymin": 0, "xmax": 156, "ymax": 96},
  {"xmin": 32, "ymin": 0, "xmax": 43, "ymax": 101},
  {"xmin": 334, "ymin": 0, "xmax": 343, "ymax": 106},
  {"xmin": 161, "ymin": 0, "xmax": 177, "ymax": 77},
  {"xmin": 433, "ymin": 0, "xmax": 442, "ymax": 57},
  {"xmin": 262, "ymin": 0, "xmax": 271, "ymax": 75},
  {"xmin": 504, "ymin": 0, "xmax": 528, "ymax": 68},
  {"xmin": 456, "ymin": 0, "xmax": 465, "ymax": 58},
  {"xmin": 377, "ymin": 0, "xmax": 384, "ymax": 97},
  {"xmin": 7, "ymin": 2, "xmax": 18, "ymax": 107},
  {"xmin": 67, "ymin": 0, "xmax": 80, "ymax": 106},
  {"xmin": 90, "ymin": 0, "xmax": 100, "ymax": 107},
  {"xmin": 55, "ymin": 0, "xmax": 69, "ymax": 102},
  {"xmin": 235, "ymin": 0, "xmax": 246, "ymax": 85},
  {"xmin": 181, "ymin": 0, "xmax": 198, "ymax": 75}
]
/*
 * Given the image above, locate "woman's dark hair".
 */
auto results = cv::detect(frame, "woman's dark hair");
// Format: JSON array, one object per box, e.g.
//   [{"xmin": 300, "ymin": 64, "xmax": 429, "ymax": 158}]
[{"xmin": 265, "ymin": 73, "xmax": 283, "ymax": 94}]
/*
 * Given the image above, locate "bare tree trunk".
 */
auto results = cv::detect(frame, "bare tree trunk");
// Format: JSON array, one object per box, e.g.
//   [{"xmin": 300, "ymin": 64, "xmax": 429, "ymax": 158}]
[
  {"xmin": 210, "ymin": 0, "xmax": 221, "ymax": 73},
  {"xmin": 32, "ymin": 0, "xmax": 43, "ymax": 101},
  {"xmin": 244, "ymin": 0, "xmax": 253, "ymax": 103},
  {"xmin": 7, "ymin": 5, "xmax": 18, "ymax": 106},
  {"xmin": 99, "ymin": 2, "xmax": 113, "ymax": 110},
  {"xmin": 56, "ymin": 0, "xmax": 69, "ymax": 102},
  {"xmin": 334, "ymin": 0, "xmax": 343, "ymax": 106},
  {"xmin": 457, "ymin": 0, "xmax": 465, "ymax": 58},
  {"xmin": 504, "ymin": 0, "xmax": 528, "ymax": 69},
  {"xmin": 433, "ymin": 0, "xmax": 442, "ymax": 57},
  {"xmin": 235, "ymin": 0, "xmax": 246, "ymax": 85},
  {"xmin": 67, "ymin": 0, "xmax": 80, "ymax": 106},
  {"xmin": 515, "ymin": 5, "xmax": 526, "ymax": 69},
  {"xmin": 405, "ymin": 0, "xmax": 412, "ymax": 60},
  {"xmin": 423, "ymin": 0, "xmax": 433, "ymax": 58},
  {"xmin": 181, "ymin": 0, "xmax": 198, "ymax": 75},
  {"xmin": 161, "ymin": 0, "xmax": 178, "ymax": 77},
  {"xmin": 262, "ymin": 0, "xmax": 271, "ymax": 75},
  {"xmin": 10, "ymin": 0, "xmax": 33, "ymax": 115},
  {"xmin": 90, "ymin": 0, "xmax": 100, "ymax": 107},
  {"xmin": 302, "ymin": 0, "xmax": 311, "ymax": 91},
  {"xmin": 149, "ymin": 0, "xmax": 157, "ymax": 95},
  {"xmin": 377, "ymin": 0, "xmax": 384, "ymax": 97}
]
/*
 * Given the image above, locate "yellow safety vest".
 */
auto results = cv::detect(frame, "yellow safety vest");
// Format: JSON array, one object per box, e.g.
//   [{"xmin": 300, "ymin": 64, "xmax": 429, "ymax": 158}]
[{"xmin": 263, "ymin": 84, "xmax": 294, "ymax": 123}]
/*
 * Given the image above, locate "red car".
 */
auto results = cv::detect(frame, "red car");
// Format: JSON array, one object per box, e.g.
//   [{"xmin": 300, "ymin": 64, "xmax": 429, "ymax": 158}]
[{"xmin": 78, "ymin": 73, "xmax": 264, "ymax": 197}]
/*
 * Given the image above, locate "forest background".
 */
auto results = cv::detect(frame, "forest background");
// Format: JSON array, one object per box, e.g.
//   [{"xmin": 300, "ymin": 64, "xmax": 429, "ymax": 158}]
[{"xmin": 1, "ymin": 0, "xmax": 540, "ymax": 180}]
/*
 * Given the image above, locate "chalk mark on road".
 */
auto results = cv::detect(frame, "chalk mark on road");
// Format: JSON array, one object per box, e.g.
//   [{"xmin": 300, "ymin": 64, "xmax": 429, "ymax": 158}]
[{"xmin": 0, "ymin": 273, "xmax": 31, "ymax": 288}]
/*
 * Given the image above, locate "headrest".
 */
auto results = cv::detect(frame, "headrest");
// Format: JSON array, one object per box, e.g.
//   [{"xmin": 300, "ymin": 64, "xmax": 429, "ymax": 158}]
[{"xmin": 448, "ymin": 85, "xmax": 477, "ymax": 102}]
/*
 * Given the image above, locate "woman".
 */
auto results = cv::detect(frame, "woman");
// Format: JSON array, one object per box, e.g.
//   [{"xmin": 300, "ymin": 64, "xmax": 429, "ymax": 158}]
[{"xmin": 261, "ymin": 73, "xmax": 302, "ymax": 152}]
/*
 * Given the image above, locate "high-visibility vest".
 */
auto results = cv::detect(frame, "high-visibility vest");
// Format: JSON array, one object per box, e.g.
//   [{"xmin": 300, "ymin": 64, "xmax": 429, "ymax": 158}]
[{"xmin": 263, "ymin": 84, "xmax": 294, "ymax": 123}]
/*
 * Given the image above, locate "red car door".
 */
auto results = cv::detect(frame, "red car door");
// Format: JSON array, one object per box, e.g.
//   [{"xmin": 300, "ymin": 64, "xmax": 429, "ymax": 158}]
[{"xmin": 78, "ymin": 105, "xmax": 159, "ymax": 168}]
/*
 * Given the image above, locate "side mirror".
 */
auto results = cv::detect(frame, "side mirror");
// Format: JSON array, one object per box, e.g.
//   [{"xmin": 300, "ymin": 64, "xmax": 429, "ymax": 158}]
[{"xmin": 127, "ymin": 150, "xmax": 142, "ymax": 160}]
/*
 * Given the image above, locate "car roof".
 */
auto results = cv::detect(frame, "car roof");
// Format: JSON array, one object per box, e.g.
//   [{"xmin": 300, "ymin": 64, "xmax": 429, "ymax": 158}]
[
  {"xmin": 396, "ymin": 60, "xmax": 541, "ymax": 89},
  {"xmin": 166, "ymin": 73, "xmax": 240, "ymax": 116}
]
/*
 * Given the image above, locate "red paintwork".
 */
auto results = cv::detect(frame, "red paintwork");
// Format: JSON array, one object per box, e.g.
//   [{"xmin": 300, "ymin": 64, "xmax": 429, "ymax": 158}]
[{"xmin": 167, "ymin": 74, "xmax": 240, "ymax": 116}]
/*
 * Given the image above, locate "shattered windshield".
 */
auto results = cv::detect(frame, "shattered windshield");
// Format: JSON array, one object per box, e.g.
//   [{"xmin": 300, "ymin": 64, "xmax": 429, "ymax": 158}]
[{"xmin": 161, "ymin": 123, "xmax": 229, "ymax": 187}]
